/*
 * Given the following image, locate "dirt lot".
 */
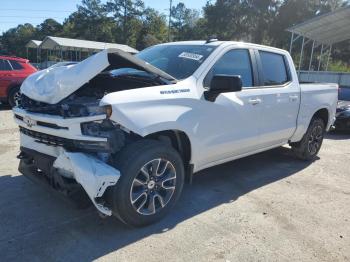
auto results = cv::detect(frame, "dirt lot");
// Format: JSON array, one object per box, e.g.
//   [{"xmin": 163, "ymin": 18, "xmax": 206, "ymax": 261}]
[{"xmin": 0, "ymin": 105, "xmax": 349, "ymax": 262}]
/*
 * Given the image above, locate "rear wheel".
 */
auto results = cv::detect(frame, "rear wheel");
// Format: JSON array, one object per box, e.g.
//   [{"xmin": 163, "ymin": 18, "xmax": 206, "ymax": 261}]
[
  {"xmin": 108, "ymin": 139, "xmax": 185, "ymax": 227},
  {"xmin": 291, "ymin": 117, "xmax": 325, "ymax": 160},
  {"xmin": 8, "ymin": 86, "xmax": 21, "ymax": 107}
]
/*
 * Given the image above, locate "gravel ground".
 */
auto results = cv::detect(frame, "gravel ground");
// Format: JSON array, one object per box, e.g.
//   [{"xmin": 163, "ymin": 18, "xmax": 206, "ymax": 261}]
[{"xmin": 0, "ymin": 105, "xmax": 349, "ymax": 262}]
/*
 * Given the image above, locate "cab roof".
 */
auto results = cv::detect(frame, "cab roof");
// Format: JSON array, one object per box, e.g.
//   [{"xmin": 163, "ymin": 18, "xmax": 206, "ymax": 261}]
[{"xmin": 159, "ymin": 40, "xmax": 289, "ymax": 55}]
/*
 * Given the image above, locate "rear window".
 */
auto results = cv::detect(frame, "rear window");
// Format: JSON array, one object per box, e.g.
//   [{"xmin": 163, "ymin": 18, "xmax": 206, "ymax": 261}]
[
  {"xmin": 9, "ymin": 60, "xmax": 24, "ymax": 70},
  {"xmin": 0, "ymin": 59, "xmax": 12, "ymax": 71},
  {"xmin": 259, "ymin": 51, "xmax": 290, "ymax": 86}
]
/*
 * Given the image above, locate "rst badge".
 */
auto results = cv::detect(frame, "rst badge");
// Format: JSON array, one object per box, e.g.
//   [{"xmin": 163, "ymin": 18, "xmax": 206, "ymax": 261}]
[{"xmin": 23, "ymin": 116, "xmax": 36, "ymax": 128}]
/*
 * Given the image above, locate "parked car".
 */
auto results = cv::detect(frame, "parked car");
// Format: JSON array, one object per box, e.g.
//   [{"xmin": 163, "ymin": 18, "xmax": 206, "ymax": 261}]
[
  {"xmin": 0, "ymin": 56, "xmax": 37, "ymax": 107},
  {"xmin": 334, "ymin": 86, "xmax": 350, "ymax": 131},
  {"xmin": 13, "ymin": 41, "xmax": 338, "ymax": 227}
]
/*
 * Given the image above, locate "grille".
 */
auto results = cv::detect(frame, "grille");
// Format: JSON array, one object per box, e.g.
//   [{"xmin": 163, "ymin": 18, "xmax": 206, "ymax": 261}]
[
  {"xmin": 19, "ymin": 127, "xmax": 110, "ymax": 152},
  {"xmin": 20, "ymin": 126, "xmax": 68, "ymax": 147}
]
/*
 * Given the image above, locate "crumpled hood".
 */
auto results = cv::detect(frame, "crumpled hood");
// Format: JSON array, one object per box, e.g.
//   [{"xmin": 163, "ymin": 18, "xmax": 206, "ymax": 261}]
[{"xmin": 21, "ymin": 48, "xmax": 177, "ymax": 104}]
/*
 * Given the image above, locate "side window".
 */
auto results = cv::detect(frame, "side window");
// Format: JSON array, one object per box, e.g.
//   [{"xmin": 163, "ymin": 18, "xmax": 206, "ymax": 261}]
[
  {"xmin": 204, "ymin": 49, "xmax": 253, "ymax": 88},
  {"xmin": 259, "ymin": 51, "xmax": 290, "ymax": 86},
  {"xmin": 0, "ymin": 59, "xmax": 12, "ymax": 71},
  {"xmin": 9, "ymin": 60, "xmax": 24, "ymax": 70}
]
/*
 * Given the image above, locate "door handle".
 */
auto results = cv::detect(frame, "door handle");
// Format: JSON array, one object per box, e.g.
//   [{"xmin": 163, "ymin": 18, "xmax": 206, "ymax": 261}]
[
  {"xmin": 289, "ymin": 95, "xmax": 299, "ymax": 101},
  {"xmin": 248, "ymin": 98, "xmax": 262, "ymax": 105}
]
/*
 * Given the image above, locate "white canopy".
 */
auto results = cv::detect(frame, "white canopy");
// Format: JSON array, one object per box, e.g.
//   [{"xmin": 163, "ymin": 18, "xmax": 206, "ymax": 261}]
[
  {"xmin": 25, "ymin": 40, "xmax": 42, "ymax": 49},
  {"xmin": 287, "ymin": 6, "xmax": 350, "ymax": 45},
  {"xmin": 38, "ymin": 36, "xmax": 138, "ymax": 53}
]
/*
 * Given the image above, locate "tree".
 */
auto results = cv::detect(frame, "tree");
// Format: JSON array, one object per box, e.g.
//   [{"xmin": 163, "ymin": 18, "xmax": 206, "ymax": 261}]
[
  {"xmin": 136, "ymin": 8, "xmax": 168, "ymax": 49},
  {"xmin": 203, "ymin": 0, "xmax": 250, "ymax": 41},
  {"xmin": 0, "ymin": 23, "xmax": 37, "ymax": 57},
  {"xmin": 106, "ymin": 0, "xmax": 145, "ymax": 45},
  {"xmin": 62, "ymin": 0, "xmax": 116, "ymax": 42},
  {"xmin": 35, "ymin": 19, "xmax": 63, "ymax": 39},
  {"xmin": 170, "ymin": 3, "xmax": 200, "ymax": 41}
]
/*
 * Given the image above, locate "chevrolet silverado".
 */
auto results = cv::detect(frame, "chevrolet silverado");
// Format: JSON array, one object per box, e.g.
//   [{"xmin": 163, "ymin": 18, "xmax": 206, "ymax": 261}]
[{"xmin": 13, "ymin": 40, "xmax": 338, "ymax": 226}]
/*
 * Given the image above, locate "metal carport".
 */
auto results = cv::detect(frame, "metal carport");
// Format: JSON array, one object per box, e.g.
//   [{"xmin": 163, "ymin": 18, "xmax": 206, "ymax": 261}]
[
  {"xmin": 287, "ymin": 6, "xmax": 350, "ymax": 72},
  {"xmin": 25, "ymin": 40, "xmax": 42, "ymax": 63},
  {"xmin": 26, "ymin": 36, "xmax": 138, "ymax": 67}
]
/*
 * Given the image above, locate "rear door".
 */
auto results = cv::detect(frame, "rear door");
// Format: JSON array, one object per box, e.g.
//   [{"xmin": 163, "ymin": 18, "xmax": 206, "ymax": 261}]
[{"xmin": 255, "ymin": 50, "xmax": 300, "ymax": 147}]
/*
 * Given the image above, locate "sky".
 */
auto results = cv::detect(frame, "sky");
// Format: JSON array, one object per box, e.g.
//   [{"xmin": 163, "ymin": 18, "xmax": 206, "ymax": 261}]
[{"xmin": 0, "ymin": 0, "xmax": 208, "ymax": 33}]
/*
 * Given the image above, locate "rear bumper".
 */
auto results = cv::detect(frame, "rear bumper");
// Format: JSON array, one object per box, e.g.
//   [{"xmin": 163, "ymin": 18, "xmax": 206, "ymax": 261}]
[{"xmin": 18, "ymin": 146, "xmax": 120, "ymax": 216}]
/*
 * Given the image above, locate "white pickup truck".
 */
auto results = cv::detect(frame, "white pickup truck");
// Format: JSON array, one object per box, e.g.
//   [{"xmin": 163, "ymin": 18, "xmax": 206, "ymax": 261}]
[{"xmin": 13, "ymin": 40, "xmax": 338, "ymax": 227}]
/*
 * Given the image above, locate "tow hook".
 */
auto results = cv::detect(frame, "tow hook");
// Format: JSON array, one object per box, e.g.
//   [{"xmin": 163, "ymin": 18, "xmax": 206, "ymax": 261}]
[{"xmin": 17, "ymin": 151, "xmax": 26, "ymax": 159}]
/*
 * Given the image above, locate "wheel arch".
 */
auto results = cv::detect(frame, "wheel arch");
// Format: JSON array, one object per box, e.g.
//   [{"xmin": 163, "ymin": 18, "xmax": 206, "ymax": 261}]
[
  {"xmin": 290, "ymin": 106, "xmax": 331, "ymax": 143},
  {"xmin": 7, "ymin": 82, "xmax": 21, "ymax": 95},
  {"xmin": 312, "ymin": 108, "xmax": 329, "ymax": 128},
  {"xmin": 145, "ymin": 129, "xmax": 192, "ymax": 169},
  {"xmin": 6, "ymin": 83, "xmax": 21, "ymax": 103}
]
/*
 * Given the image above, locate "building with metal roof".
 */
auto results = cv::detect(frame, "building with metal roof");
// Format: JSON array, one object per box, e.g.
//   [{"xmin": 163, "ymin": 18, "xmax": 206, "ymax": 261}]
[
  {"xmin": 287, "ymin": 5, "xmax": 350, "ymax": 72},
  {"xmin": 25, "ymin": 36, "xmax": 138, "ymax": 68},
  {"xmin": 25, "ymin": 40, "xmax": 42, "ymax": 49},
  {"xmin": 39, "ymin": 36, "xmax": 138, "ymax": 53}
]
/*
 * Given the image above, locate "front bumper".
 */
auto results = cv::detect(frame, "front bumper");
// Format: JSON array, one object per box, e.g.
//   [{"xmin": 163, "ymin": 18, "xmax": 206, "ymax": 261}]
[
  {"xmin": 19, "ymin": 147, "xmax": 120, "ymax": 216},
  {"xmin": 13, "ymin": 107, "xmax": 121, "ymax": 215}
]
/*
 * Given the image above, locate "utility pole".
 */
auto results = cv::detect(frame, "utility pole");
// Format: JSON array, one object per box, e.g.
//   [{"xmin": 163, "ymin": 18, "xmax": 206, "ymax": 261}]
[{"xmin": 168, "ymin": 0, "xmax": 173, "ymax": 42}]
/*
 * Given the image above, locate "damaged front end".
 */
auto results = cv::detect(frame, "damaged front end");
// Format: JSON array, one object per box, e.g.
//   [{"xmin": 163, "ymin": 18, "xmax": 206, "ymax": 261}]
[
  {"xmin": 14, "ymin": 48, "xmax": 175, "ymax": 216},
  {"xmin": 15, "ymin": 112, "xmax": 130, "ymax": 215},
  {"xmin": 18, "ymin": 147, "xmax": 120, "ymax": 215}
]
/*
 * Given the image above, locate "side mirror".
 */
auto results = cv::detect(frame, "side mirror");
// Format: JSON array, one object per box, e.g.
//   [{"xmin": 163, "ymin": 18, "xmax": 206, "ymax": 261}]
[{"xmin": 204, "ymin": 74, "xmax": 243, "ymax": 102}]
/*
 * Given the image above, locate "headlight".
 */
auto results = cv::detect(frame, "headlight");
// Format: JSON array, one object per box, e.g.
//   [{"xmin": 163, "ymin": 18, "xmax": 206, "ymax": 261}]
[
  {"xmin": 81, "ymin": 119, "xmax": 114, "ymax": 137},
  {"xmin": 80, "ymin": 119, "xmax": 125, "ymax": 153},
  {"xmin": 60, "ymin": 102, "xmax": 111, "ymax": 118}
]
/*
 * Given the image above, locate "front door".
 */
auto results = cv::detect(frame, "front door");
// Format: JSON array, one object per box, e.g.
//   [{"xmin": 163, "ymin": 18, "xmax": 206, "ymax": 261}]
[{"xmin": 195, "ymin": 48, "xmax": 263, "ymax": 167}]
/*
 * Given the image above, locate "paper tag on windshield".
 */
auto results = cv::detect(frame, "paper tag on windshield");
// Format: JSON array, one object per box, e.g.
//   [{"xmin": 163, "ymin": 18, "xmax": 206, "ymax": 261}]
[{"xmin": 178, "ymin": 52, "xmax": 203, "ymax": 61}]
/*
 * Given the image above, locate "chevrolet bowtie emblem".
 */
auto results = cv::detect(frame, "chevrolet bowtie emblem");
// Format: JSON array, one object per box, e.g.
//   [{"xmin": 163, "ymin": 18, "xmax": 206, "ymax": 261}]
[{"xmin": 23, "ymin": 116, "xmax": 36, "ymax": 128}]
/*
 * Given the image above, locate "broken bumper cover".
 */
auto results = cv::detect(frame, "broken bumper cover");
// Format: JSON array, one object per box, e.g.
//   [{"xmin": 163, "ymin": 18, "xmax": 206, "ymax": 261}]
[{"xmin": 19, "ymin": 147, "xmax": 120, "ymax": 216}]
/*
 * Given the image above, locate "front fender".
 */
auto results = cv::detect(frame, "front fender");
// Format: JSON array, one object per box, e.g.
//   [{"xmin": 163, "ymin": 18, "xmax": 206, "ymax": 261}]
[{"xmin": 103, "ymin": 97, "xmax": 213, "ymax": 170}]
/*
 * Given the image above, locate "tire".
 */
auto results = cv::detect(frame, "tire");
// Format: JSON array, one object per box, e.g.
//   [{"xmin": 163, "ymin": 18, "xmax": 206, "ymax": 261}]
[
  {"xmin": 108, "ymin": 139, "xmax": 185, "ymax": 227},
  {"xmin": 8, "ymin": 86, "xmax": 20, "ymax": 108},
  {"xmin": 291, "ymin": 117, "xmax": 325, "ymax": 161}
]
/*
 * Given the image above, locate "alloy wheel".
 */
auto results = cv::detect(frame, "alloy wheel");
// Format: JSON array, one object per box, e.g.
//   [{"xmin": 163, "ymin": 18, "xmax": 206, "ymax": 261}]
[
  {"xmin": 130, "ymin": 158, "xmax": 176, "ymax": 215},
  {"xmin": 308, "ymin": 124, "xmax": 323, "ymax": 155}
]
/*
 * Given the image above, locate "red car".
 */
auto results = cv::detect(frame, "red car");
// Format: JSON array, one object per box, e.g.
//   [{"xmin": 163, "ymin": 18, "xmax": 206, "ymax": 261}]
[{"xmin": 0, "ymin": 56, "xmax": 37, "ymax": 107}]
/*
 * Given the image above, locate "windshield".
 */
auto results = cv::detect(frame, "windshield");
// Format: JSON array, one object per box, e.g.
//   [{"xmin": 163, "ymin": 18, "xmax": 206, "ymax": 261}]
[{"xmin": 136, "ymin": 44, "xmax": 217, "ymax": 79}]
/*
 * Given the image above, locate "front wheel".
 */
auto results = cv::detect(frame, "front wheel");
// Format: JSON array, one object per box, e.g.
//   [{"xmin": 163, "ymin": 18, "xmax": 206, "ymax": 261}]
[
  {"xmin": 291, "ymin": 117, "xmax": 325, "ymax": 161},
  {"xmin": 108, "ymin": 139, "xmax": 185, "ymax": 227}
]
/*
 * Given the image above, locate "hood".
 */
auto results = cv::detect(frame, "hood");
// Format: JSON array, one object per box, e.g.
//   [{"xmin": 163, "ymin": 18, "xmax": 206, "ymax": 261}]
[{"xmin": 20, "ymin": 48, "xmax": 177, "ymax": 105}]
